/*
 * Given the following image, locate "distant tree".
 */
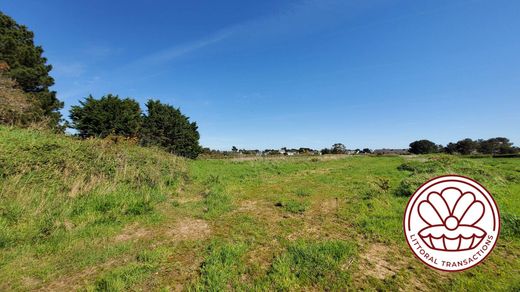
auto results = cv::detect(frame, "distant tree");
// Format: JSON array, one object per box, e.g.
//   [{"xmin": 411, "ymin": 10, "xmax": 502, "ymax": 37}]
[
  {"xmin": 231, "ymin": 146, "xmax": 238, "ymax": 153},
  {"xmin": 0, "ymin": 11, "xmax": 63, "ymax": 127},
  {"xmin": 69, "ymin": 94, "xmax": 142, "ymax": 138},
  {"xmin": 140, "ymin": 100, "xmax": 202, "ymax": 159},
  {"xmin": 409, "ymin": 140, "xmax": 438, "ymax": 154},
  {"xmin": 455, "ymin": 138, "xmax": 478, "ymax": 155},
  {"xmin": 331, "ymin": 143, "xmax": 347, "ymax": 154},
  {"xmin": 320, "ymin": 148, "xmax": 330, "ymax": 155},
  {"xmin": 298, "ymin": 147, "xmax": 313, "ymax": 154},
  {"xmin": 361, "ymin": 148, "xmax": 372, "ymax": 154},
  {"xmin": 444, "ymin": 142, "xmax": 457, "ymax": 154},
  {"xmin": 479, "ymin": 137, "xmax": 514, "ymax": 154}
]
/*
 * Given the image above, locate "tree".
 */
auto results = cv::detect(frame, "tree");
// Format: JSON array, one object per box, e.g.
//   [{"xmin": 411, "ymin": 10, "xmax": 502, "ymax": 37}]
[
  {"xmin": 444, "ymin": 142, "xmax": 457, "ymax": 154},
  {"xmin": 0, "ymin": 11, "xmax": 63, "ymax": 127},
  {"xmin": 331, "ymin": 143, "xmax": 347, "ymax": 154},
  {"xmin": 409, "ymin": 140, "xmax": 438, "ymax": 154},
  {"xmin": 455, "ymin": 138, "xmax": 478, "ymax": 155},
  {"xmin": 231, "ymin": 146, "xmax": 238, "ymax": 153},
  {"xmin": 361, "ymin": 148, "xmax": 372, "ymax": 154},
  {"xmin": 479, "ymin": 137, "xmax": 514, "ymax": 154},
  {"xmin": 321, "ymin": 148, "xmax": 331, "ymax": 155},
  {"xmin": 141, "ymin": 100, "xmax": 202, "ymax": 159},
  {"xmin": 69, "ymin": 94, "xmax": 142, "ymax": 138}
]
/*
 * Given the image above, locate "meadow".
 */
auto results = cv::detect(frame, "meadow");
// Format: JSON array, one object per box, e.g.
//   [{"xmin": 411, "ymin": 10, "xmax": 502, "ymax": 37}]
[{"xmin": 0, "ymin": 126, "xmax": 519, "ymax": 291}]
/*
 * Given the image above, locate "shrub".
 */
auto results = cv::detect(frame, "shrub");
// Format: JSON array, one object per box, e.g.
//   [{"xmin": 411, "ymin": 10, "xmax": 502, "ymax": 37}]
[{"xmin": 394, "ymin": 174, "xmax": 432, "ymax": 197}]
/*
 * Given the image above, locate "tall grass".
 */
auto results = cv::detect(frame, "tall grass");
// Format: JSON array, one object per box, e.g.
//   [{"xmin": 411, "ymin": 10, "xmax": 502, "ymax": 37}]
[{"xmin": 0, "ymin": 126, "xmax": 187, "ymax": 289}]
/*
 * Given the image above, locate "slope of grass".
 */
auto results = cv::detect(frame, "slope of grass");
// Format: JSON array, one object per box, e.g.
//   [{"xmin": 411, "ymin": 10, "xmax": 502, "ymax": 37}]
[
  {"xmin": 1, "ymin": 126, "xmax": 519, "ymax": 291},
  {"xmin": 0, "ymin": 126, "xmax": 187, "ymax": 290}
]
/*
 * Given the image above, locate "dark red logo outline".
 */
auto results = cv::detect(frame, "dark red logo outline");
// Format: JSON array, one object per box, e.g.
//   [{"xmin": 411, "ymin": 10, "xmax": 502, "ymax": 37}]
[{"xmin": 402, "ymin": 174, "xmax": 501, "ymax": 272}]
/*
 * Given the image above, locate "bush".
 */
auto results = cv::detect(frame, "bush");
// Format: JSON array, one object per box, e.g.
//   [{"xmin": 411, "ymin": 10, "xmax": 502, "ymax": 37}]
[
  {"xmin": 69, "ymin": 94, "xmax": 142, "ymax": 138},
  {"xmin": 394, "ymin": 174, "xmax": 433, "ymax": 197}
]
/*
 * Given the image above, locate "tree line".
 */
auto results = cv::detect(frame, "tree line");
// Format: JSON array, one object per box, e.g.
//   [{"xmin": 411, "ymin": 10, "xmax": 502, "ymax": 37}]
[
  {"xmin": 0, "ymin": 11, "xmax": 201, "ymax": 158},
  {"xmin": 409, "ymin": 138, "xmax": 519, "ymax": 155}
]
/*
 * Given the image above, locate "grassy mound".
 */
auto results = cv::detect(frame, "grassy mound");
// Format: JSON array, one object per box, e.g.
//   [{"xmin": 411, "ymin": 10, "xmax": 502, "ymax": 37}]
[{"xmin": 0, "ymin": 126, "xmax": 186, "ymax": 289}]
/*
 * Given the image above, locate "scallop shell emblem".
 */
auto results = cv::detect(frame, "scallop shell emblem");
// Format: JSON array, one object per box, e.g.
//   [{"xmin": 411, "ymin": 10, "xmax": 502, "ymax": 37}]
[
  {"xmin": 418, "ymin": 188, "xmax": 486, "ymax": 251},
  {"xmin": 403, "ymin": 175, "xmax": 500, "ymax": 272}
]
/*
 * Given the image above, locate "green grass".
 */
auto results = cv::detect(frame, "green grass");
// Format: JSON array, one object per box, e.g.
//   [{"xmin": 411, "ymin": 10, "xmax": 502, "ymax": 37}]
[
  {"xmin": 1, "ymin": 126, "xmax": 519, "ymax": 291},
  {"xmin": 265, "ymin": 240, "xmax": 357, "ymax": 290}
]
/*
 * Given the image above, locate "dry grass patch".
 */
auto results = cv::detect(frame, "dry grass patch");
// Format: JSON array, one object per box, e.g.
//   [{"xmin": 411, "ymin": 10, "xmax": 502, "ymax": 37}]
[{"xmin": 359, "ymin": 243, "xmax": 400, "ymax": 280}]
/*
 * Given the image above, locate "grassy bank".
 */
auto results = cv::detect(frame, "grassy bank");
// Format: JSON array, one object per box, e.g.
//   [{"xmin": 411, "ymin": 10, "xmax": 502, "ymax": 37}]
[{"xmin": 0, "ymin": 126, "xmax": 519, "ymax": 290}]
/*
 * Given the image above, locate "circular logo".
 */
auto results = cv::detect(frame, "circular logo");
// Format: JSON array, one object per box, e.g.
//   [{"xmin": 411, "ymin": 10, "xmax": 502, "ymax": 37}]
[{"xmin": 403, "ymin": 175, "xmax": 500, "ymax": 272}]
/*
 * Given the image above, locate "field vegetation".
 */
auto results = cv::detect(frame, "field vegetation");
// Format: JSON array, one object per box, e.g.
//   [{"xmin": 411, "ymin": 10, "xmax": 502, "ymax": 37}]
[{"xmin": 1, "ymin": 126, "xmax": 519, "ymax": 291}]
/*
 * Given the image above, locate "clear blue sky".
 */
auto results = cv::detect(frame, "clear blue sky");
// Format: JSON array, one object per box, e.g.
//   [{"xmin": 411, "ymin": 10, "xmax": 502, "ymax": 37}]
[{"xmin": 2, "ymin": 0, "xmax": 519, "ymax": 150}]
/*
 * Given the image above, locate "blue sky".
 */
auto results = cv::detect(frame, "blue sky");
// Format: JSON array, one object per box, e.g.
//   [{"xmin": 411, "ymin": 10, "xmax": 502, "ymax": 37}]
[{"xmin": 2, "ymin": 0, "xmax": 519, "ymax": 150}]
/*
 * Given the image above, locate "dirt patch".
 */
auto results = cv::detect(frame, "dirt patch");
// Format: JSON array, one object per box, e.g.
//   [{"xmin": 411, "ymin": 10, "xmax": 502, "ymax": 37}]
[
  {"xmin": 319, "ymin": 198, "xmax": 339, "ymax": 214},
  {"xmin": 359, "ymin": 243, "xmax": 400, "ymax": 280},
  {"xmin": 245, "ymin": 242, "xmax": 279, "ymax": 273},
  {"xmin": 42, "ymin": 258, "xmax": 127, "ymax": 292},
  {"xmin": 286, "ymin": 225, "xmax": 320, "ymax": 241},
  {"xmin": 167, "ymin": 218, "xmax": 210, "ymax": 240},
  {"xmin": 175, "ymin": 196, "xmax": 202, "ymax": 204},
  {"xmin": 115, "ymin": 217, "xmax": 210, "ymax": 243},
  {"xmin": 44, "ymin": 218, "xmax": 210, "ymax": 290},
  {"xmin": 235, "ymin": 199, "xmax": 283, "ymax": 223},
  {"xmin": 21, "ymin": 276, "xmax": 40, "ymax": 288},
  {"xmin": 238, "ymin": 200, "xmax": 258, "ymax": 211},
  {"xmin": 115, "ymin": 223, "xmax": 150, "ymax": 242}
]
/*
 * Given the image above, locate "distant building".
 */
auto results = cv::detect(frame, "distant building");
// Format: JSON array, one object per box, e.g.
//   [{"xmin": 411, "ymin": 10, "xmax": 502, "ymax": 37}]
[{"xmin": 373, "ymin": 148, "xmax": 409, "ymax": 155}]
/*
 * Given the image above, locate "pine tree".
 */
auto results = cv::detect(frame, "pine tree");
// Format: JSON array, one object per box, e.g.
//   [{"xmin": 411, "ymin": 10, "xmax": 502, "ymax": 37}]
[
  {"xmin": 0, "ymin": 11, "xmax": 63, "ymax": 127},
  {"xmin": 141, "ymin": 100, "xmax": 202, "ymax": 159}
]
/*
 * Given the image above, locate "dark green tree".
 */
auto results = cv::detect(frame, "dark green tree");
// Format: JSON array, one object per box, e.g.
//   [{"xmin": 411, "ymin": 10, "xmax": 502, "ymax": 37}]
[
  {"xmin": 321, "ymin": 148, "xmax": 331, "ymax": 154},
  {"xmin": 444, "ymin": 142, "xmax": 457, "ymax": 154},
  {"xmin": 409, "ymin": 140, "xmax": 438, "ymax": 154},
  {"xmin": 478, "ymin": 137, "xmax": 514, "ymax": 154},
  {"xmin": 141, "ymin": 100, "xmax": 202, "ymax": 159},
  {"xmin": 69, "ymin": 94, "xmax": 142, "ymax": 138},
  {"xmin": 331, "ymin": 143, "xmax": 347, "ymax": 154},
  {"xmin": 455, "ymin": 138, "xmax": 478, "ymax": 155},
  {"xmin": 0, "ymin": 11, "xmax": 63, "ymax": 127}
]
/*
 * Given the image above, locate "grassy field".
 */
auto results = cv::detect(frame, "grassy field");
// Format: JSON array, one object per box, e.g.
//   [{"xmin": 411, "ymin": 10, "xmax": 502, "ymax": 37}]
[{"xmin": 1, "ymin": 126, "xmax": 519, "ymax": 291}]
